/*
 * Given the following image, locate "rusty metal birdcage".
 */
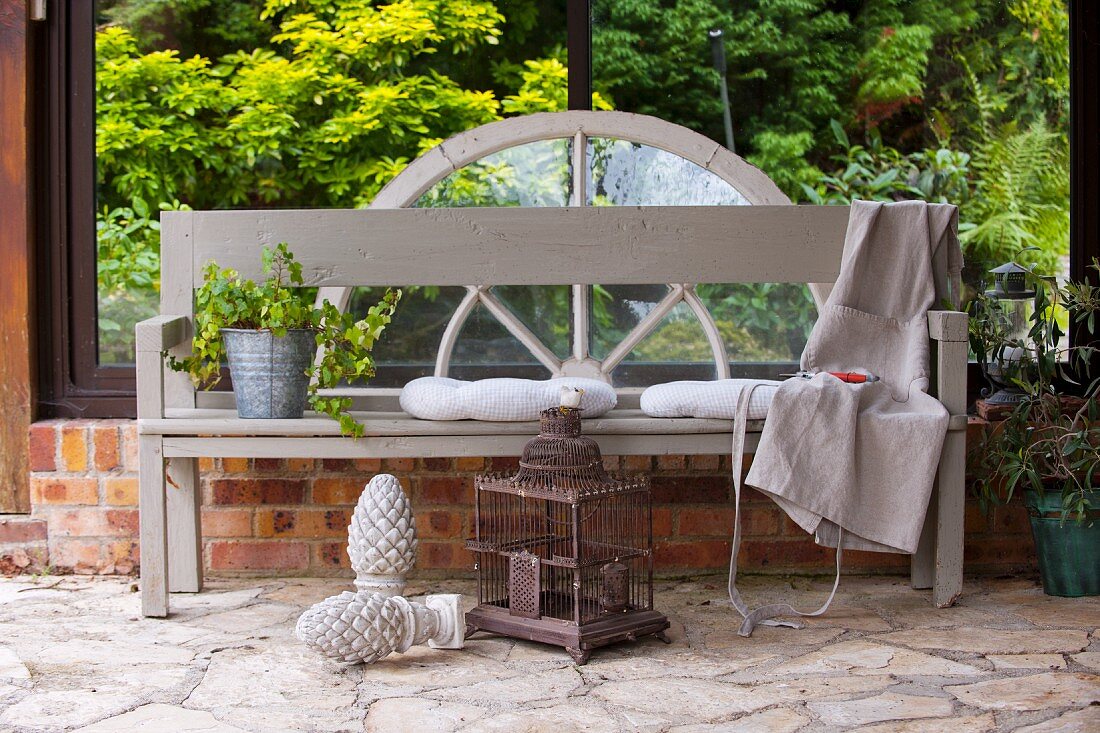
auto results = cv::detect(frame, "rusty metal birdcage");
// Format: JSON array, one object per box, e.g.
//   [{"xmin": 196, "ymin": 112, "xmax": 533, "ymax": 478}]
[{"xmin": 464, "ymin": 407, "xmax": 669, "ymax": 665}]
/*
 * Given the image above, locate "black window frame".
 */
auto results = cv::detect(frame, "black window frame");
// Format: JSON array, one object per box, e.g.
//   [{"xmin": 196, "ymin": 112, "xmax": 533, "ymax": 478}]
[{"xmin": 36, "ymin": 0, "xmax": 1099, "ymax": 418}]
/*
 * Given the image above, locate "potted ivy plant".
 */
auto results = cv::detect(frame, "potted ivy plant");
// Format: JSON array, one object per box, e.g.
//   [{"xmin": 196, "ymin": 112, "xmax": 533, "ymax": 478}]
[
  {"xmin": 968, "ymin": 258, "xmax": 1100, "ymax": 596},
  {"xmin": 169, "ymin": 243, "xmax": 400, "ymax": 437}
]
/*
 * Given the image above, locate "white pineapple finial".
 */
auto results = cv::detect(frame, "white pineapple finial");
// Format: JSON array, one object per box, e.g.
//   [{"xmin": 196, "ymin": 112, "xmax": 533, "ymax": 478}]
[
  {"xmin": 296, "ymin": 591, "xmax": 464, "ymax": 664},
  {"xmin": 347, "ymin": 474, "xmax": 418, "ymax": 597},
  {"xmin": 560, "ymin": 386, "xmax": 584, "ymax": 409}
]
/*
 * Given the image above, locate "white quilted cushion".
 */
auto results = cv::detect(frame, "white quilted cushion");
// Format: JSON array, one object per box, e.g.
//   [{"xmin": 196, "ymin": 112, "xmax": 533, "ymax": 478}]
[
  {"xmin": 400, "ymin": 377, "xmax": 617, "ymax": 421},
  {"xmin": 640, "ymin": 379, "xmax": 782, "ymax": 420}
]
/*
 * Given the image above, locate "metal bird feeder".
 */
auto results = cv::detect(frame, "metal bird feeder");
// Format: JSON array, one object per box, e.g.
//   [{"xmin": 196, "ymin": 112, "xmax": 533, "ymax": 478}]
[{"xmin": 464, "ymin": 407, "xmax": 669, "ymax": 665}]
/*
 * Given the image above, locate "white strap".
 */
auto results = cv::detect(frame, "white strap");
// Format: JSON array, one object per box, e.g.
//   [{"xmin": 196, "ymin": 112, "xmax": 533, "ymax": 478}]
[{"xmin": 727, "ymin": 382, "xmax": 844, "ymax": 637}]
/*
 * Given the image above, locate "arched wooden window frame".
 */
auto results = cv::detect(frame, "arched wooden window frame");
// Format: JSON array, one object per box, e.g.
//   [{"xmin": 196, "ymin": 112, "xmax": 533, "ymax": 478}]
[{"xmin": 316, "ymin": 111, "xmax": 800, "ymax": 385}]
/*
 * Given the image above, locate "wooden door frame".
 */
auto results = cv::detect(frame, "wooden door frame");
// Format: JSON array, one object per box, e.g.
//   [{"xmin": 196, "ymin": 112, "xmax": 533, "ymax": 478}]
[{"xmin": 0, "ymin": 0, "xmax": 34, "ymax": 513}]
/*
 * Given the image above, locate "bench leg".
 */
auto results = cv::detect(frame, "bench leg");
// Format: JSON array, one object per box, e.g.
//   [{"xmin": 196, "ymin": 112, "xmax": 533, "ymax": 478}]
[
  {"xmin": 167, "ymin": 457, "xmax": 203, "ymax": 594},
  {"xmin": 140, "ymin": 435, "xmax": 169, "ymax": 617},
  {"xmin": 932, "ymin": 429, "xmax": 966, "ymax": 608},
  {"xmin": 910, "ymin": 487, "xmax": 937, "ymax": 590}
]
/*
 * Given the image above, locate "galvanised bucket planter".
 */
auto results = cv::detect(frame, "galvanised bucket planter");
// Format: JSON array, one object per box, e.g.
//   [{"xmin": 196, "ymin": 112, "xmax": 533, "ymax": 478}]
[
  {"xmin": 221, "ymin": 328, "xmax": 315, "ymax": 419},
  {"xmin": 1025, "ymin": 488, "xmax": 1100, "ymax": 597}
]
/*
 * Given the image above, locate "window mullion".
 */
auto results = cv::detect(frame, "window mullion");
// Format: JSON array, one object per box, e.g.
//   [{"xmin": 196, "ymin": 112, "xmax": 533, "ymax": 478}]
[{"xmin": 570, "ymin": 131, "xmax": 590, "ymax": 364}]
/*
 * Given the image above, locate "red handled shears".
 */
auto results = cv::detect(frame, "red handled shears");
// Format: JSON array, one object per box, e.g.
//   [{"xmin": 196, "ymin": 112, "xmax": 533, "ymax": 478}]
[{"xmin": 780, "ymin": 370, "xmax": 880, "ymax": 384}]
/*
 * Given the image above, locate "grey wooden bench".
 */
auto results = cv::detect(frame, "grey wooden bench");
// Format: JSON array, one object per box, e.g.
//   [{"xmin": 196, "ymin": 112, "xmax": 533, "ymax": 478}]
[{"xmin": 136, "ymin": 111, "xmax": 968, "ymax": 618}]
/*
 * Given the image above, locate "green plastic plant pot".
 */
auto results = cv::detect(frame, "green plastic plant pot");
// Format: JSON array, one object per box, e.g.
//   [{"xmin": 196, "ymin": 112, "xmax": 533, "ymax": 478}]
[{"xmin": 1024, "ymin": 489, "xmax": 1100, "ymax": 597}]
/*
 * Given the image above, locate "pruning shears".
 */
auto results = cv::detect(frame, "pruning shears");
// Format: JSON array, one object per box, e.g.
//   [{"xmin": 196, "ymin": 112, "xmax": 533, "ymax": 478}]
[{"xmin": 780, "ymin": 370, "xmax": 880, "ymax": 384}]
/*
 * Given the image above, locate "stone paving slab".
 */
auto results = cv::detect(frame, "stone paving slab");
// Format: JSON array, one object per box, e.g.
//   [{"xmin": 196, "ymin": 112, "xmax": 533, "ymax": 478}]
[{"xmin": 0, "ymin": 574, "xmax": 1096, "ymax": 732}]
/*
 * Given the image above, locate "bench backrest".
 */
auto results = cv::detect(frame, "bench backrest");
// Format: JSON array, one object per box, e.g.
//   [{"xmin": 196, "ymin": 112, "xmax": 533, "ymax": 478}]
[{"xmin": 158, "ymin": 112, "xmax": 867, "ymax": 410}]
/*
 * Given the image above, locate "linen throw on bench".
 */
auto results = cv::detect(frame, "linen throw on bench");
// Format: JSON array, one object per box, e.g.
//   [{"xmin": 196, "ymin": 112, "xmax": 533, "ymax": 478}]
[{"xmin": 728, "ymin": 199, "xmax": 962, "ymax": 636}]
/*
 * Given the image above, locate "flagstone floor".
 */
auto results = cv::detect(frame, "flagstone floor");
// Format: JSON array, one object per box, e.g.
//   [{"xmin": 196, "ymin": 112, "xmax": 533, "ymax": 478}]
[{"xmin": 0, "ymin": 574, "xmax": 1097, "ymax": 732}]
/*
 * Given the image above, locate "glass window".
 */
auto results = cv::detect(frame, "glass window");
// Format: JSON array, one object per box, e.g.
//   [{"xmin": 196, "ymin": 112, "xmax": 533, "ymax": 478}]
[{"xmin": 93, "ymin": 0, "xmax": 568, "ymax": 365}]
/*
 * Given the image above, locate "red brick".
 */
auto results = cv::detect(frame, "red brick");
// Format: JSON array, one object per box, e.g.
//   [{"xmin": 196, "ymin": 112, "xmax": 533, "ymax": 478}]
[
  {"xmin": 602, "ymin": 455, "xmax": 620, "ymax": 471},
  {"xmin": 313, "ymin": 542, "xmax": 351, "ymax": 569},
  {"xmin": 202, "ymin": 509, "xmax": 253, "ymax": 537},
  {"xmin": 657, "ymin": 454, "xmax": 687, "ymax": 471},
  {"xmin": 651, "ymin": 475, "xmax": 729, "ymax": 504},
  {"xmin": 418, "ymin": 477, "xmax": 470, "ymax": 505},
  {"xmin": 655, "ymin": 539, "xmax": 731, "ymax": 569},
  {"xmin": 104, "ymin": 477, "xmax": 138, "ymax": 506},
  {"xmin": 382, "ymin": 457, "xmax": 415, "ymax": 472},
  {"xmin": 121, "ymin": 424, "xmax": 140, "ymax": 471},
  {"xmin": 312, "ymin": 478, "xmax": 363, "ymax": 505},
  {"xmin": 843, "ymin": 549, "xmax": 908, "ymax": 569},
  {"xmin": 92, "ymin": 425, "xmax": 120, "ymax": 471},
  {"xmin": 106, "ymin": 509, "xmax": 138, "ymax": 536},
  {"xmin": 354, "ymin": 458, "xmax": 382, "ymax": 472},
  {"xmin": 60, "ymin": 424, "xmax": 88, "ymax": 471},
  {"xmin": 0, "ymin": 517, "xmax": 48, "ymax": 543},
  {"xmin": 964, "ymin": 536, "xmax": 1036, "ymax": 566},
  {"xmin": 739, "ymin": 538, "xmax": 831, "ymax": 569},
  {"xmin": 965, "ymin": 502, "xmax": 989, "ymax": 535},
  {"xmin": 221, "ymin": 458, "xmax": 250, "ymax": 473},
  {"xmin": 455, "ymin": 456, "xmax": 484, "ymax": 472},
  {"xmin": 50, "ymin": 539, "xmax": 103, "ymax": 574},
  {"xmin": 28, "ymin": 423, "xmax": 56, "ymax": 472},
  {"xmin": 623, "ymin": 455, "xmax": 653, "ymax": 472},
  {"xmin": 108, "ymin": 541, "xmax": 139, "ymax": 574},
  {"xmin": 287, "ymin": 458, "xmax": 315, "ymax": 472},
  {"xmin": 689, "ymin": 454, "xmax": 721, "ymax": 471},
  {"xmin": 256, "ymin": 509, "xmax": 349, "ymax": 539},
  {"xmin": 254, "ymin": 458, "xmax": 284, "ymax": 472},
  {"xmin": 489, "ymin": 456, "xmax": 520, "ymax": 472},
  {"xmin": 209, "ymin": 541, "xmax": 309, "ymax": 571},
  {"xmin": 417, "ymin": 510, "xmax": 465, "ymax": 539},
  {"xmin": 678, "ymin": 506, "xmax": 778, "ymax": 537},
  {"xmin": 322, "ymin": 459, "xmax": 353, "ymax": 472},
  {"xmin": 199, "ymin": 457, "xmax": 216, "ymax": 471},
  {"xmin": 651, "ymin": 507, "xmax": 673, "ymax": 537},
  {"xmin": 418, "ymin": 541, "xmax": 472, "ymax": 570},
  {"xmin": 993, "ymin": 504, "xmax": 1030, "ymax": 533},
  {"xmin": 421, "ymin": 457, "xmax": 452, "ymax": 472},
  {"xmin": 211, "ymin": 478, "xmax": 305, "ymax": 505},
  {"xmin": 30, "ymin": 477, "xmax": 98, "ymax": 505},
  {"xmin": 47, "ymin": 508, "xmax": 135, "ymax": 538}
]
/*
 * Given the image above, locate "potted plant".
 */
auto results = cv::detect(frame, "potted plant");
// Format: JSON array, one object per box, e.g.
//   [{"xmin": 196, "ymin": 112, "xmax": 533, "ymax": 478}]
[
  {"xmin": 968, "ymin": 258, "xmax": 1100, "ymax": 596},
  {"xmin": 169, "ymin": 242, "xmax": 400, "ymax": 437}
]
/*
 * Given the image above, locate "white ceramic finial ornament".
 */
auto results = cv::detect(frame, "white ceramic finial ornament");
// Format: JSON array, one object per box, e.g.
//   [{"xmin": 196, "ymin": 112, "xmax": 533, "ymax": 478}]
[
  {"xmin": 560, "ymin": 386, "xmax": 584, "ymax": 409},
  {"xmin": 297, "ymin": 474, "xmax": 465, "ymax": 664},
  {"xmin": 347, "ymin": 474, "xmax": 418, "ymax": 597},
  {"xmin": 295, "ymin": 591, "xmax": 464, "ymax": 664}
]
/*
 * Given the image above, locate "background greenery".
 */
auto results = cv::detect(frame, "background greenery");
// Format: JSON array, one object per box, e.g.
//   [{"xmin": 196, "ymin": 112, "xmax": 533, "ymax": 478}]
[{"xmin": 96, "ymin": 0, "xmax": 1070, "ymax": 375}]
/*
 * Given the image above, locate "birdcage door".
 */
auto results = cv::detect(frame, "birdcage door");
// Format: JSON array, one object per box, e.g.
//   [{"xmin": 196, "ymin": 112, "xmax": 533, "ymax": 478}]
[{"xmin": 509, "ymin": 550, "xmax": 542, "ymax": 619}]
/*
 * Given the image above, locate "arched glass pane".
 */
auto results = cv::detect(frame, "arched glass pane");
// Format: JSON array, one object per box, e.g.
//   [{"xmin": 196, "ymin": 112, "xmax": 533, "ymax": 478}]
[
  {"xmin": 611, "ymin": 302, "xmax": 716, "ymax": 387},
  {"xmin": 587, "ymin": 137, "xmax": 748, "ymax": 206},
  {"xmin": 697, "ymin": 283, "xmax": 817, "ymax": 364},
  {"xmin": 451, "ymin": 303, "xmax": 550, "ymax": 380},
  {"xmin": 415, "ymin": 138, "xmax": 574, "ymax": 208},
  {"xmin": 588, "ymin": 284, "xmax": 672, "ymax": 361},
  {"xmin": 494, "ymin": 285, "xmax": 572, "ymax": 360},
  {"xmin": 345, "ymin": 285, "xmax": 469, "ymax": 388}
]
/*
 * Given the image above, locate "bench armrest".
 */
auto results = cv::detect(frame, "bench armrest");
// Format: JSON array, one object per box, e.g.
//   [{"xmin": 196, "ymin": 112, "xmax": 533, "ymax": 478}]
[
  {"xmin": 928, "ymin": 310, "xmax": 968, "ymax": 343},
  {"xmin": 136, "ymin": 315, "xmax": 191, "ymax": 420},
  {"xmin": 927, "ymin": 310, "xmax": 968, "ymax": 419},
  {"xmin": 136, "ymin": 314, "xmax": 190, "ymax": 352}
]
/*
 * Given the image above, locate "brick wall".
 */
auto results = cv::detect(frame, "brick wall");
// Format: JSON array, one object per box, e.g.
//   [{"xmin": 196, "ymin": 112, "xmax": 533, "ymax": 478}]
[{"xmin": 14, "ymin": 418, "xmax": 1037, "ymax": 578}]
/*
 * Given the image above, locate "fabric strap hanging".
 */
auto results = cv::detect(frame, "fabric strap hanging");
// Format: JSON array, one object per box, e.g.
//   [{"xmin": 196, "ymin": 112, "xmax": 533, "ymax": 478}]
[{"xmin": 726, "ymin": 381, "xmax": 843, "ymax": 637}]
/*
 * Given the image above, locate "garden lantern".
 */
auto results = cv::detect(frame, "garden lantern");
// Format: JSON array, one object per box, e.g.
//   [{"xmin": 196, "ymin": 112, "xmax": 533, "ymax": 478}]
[
  {"xmin": 465, "ymin": 407, "xmax": 669, "ymax": 665},
  {"xmin": 983, "ymin": 261, "xmax": 1036, "ymax": 405}
]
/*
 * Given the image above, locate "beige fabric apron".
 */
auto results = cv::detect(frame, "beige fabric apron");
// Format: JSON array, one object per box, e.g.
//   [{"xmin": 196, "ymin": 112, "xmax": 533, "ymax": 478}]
[{"xmin": 728, "ymin": 200, "xmax": 961, "ymax": 635}]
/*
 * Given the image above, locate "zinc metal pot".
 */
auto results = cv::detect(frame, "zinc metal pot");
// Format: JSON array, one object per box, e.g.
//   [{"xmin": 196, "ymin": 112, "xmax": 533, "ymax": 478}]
[
  {"xmin": 221, "ymin": 328, "xmax": 315, "ymax": 419},
  {"xmin": 1025, "ymin": 488, "xmax": 1100, "ymax": 597}
]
